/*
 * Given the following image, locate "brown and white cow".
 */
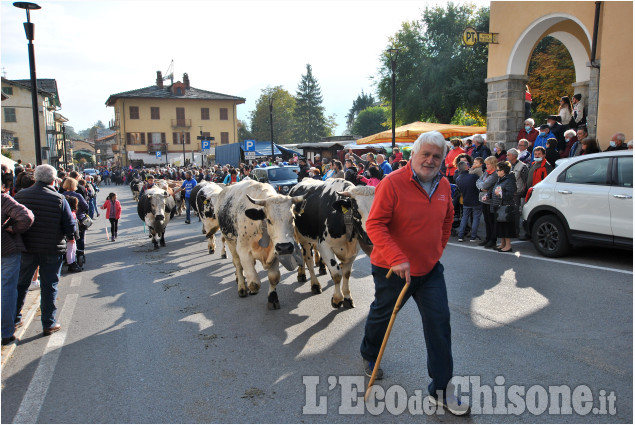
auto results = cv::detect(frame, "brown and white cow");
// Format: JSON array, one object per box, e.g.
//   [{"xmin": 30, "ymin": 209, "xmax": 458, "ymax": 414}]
[
  {"xmin": 217, "ymin": 179, "xmax": 304, "ymax": 310},
  {"xmin": 289, "ymin": 178, "xmax": 374, "ymax": 308}
]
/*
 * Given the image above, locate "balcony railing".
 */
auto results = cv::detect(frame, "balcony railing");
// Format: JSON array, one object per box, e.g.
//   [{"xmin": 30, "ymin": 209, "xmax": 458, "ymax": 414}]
[{"xmin": 171, "ymin": 119, "xmax": 191, "ymax": 128}]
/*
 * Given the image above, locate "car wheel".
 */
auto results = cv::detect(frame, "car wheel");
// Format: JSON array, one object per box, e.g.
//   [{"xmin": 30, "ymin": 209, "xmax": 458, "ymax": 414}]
[{"xmin": 532, "ymin": 215, "xmax": 570, "ymax": 257}]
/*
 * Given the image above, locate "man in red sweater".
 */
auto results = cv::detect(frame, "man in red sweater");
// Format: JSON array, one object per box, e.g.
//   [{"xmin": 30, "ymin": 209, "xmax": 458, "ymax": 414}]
[{"xmin": 360, "ymin": 131, "xmax": 469, "ymax": 415}]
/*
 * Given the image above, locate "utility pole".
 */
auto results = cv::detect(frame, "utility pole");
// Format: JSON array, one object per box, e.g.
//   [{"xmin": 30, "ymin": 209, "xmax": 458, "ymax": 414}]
[{"xmin": 269, "ymin": 96, "xmax": 274, "ymax": 163}]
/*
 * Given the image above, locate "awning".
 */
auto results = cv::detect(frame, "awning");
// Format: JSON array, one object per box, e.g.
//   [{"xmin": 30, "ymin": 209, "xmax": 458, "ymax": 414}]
[{"xmin": 356, "ymin": 122, "xmax": 486, "ymax": 145}]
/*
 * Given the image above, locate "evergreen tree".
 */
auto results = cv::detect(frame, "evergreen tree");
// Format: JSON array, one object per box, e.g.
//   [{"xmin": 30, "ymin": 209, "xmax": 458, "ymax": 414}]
[{"xmin": 293, "ymin": 64, "xmax": 329, "ymax": 144}]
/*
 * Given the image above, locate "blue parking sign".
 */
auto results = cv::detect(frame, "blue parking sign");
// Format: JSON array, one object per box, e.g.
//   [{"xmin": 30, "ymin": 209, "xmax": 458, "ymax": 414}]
[
  {"xmin": 244, "ymin": 140, "xmax": 256, "ymax": 152},
  {"xmin": 156, "ymin": 151, "xmax": 161, "ymax": 159},
  {"xmin": 202, "ymin": 140, "xmax": 210, "ymax": 150}
]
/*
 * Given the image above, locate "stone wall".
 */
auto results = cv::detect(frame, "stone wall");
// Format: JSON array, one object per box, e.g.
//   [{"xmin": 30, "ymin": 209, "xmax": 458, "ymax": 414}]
[{"xmin": 485, "ymin": 74, "xmax": 528, "ymax": 150}]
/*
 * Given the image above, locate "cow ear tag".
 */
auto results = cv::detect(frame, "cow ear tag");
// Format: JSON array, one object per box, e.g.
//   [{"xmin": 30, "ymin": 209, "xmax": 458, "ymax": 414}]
[{"xmin": 341, "ymin": 206, "xmax": 349, "ymax": 214}]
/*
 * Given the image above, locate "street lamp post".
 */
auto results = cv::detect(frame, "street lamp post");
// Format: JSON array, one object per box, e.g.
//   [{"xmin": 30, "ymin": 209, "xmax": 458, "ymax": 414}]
[
  {"xmin": 387, "ymin": 47, "xmax": 400, "ymax": 151},
  {"xmin": 269, "ymin": 96, "xmax": 275, "ymax": 164},
  {"xmin": 14, "ymin": 2, "xmax": 42, "ymax": 165}
]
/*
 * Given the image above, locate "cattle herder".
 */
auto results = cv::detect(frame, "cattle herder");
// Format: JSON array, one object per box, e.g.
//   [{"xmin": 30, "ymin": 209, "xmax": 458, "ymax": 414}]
[
  {"xmin": 360, "ymin": 131, "xmax": 469, "ymax": 415},
  {"xmin": 174, "ymin": 171, "xmax": 197, "ymax": 224}
]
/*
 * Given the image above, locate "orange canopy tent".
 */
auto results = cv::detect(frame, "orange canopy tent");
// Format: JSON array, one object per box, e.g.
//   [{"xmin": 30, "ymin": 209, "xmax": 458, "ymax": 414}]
[{"xmin": 355, "ymin": 122, "xmax": 486, "ymax": 145}]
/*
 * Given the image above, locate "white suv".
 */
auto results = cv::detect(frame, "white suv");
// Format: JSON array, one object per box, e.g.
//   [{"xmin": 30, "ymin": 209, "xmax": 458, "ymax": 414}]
[{"xmin": 522, "ymin": 150, "xmax": 633, "ymax": 257}]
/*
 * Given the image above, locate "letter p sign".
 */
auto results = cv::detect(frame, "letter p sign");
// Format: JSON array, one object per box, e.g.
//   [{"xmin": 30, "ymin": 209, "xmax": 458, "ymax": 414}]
[{"xmin": 244, "ymin": 140, "xmax": 256, "ymax": 152}]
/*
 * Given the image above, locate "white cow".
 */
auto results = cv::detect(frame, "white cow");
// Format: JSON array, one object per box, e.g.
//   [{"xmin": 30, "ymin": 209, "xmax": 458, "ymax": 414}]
[
  {"xmin": 217, "ymin": 179, "xmax": 304, "ymax": 310},
  {"xmin": 137, "ymin": 186, "xmax": 177, "ymax": 249},
  {"xmin": 197, "ymin": 182, "xmax": 227, "ymax": 257}
]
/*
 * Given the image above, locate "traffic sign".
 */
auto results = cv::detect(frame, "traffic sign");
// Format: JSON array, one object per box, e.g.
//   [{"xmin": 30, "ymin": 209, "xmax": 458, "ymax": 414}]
[
  {"xmin": 245, "ymin": 152, "xmax": 256, "ymax": 160},
  {"xmin": 156, "ymin": 151, "xmax": 162, "ymax": 159},
  {"xmin": 202, "ymin": 140, "xmax": 210, "ymax": 150},
  {"xmin": 244, "ymin": 140, "xmax": 256, "ymax": 152}
]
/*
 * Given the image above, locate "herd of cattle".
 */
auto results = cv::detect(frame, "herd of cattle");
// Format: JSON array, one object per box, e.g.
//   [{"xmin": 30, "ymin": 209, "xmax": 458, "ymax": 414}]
[{"xmin": 131, "ymin": 176, "xmax": 376, "ymax": 310}]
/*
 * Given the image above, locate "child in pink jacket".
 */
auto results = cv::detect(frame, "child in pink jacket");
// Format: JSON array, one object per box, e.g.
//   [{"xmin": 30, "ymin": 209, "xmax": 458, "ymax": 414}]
[{"xmin": 100, "ymin": 193, "xmax": 122, "ymax": 241}]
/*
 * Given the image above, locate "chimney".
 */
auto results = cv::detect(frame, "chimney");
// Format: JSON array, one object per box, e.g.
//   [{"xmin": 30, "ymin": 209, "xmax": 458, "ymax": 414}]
[
  {"xmin": 183, "ymin": 73, "xmax": 190, "ymax": 90},
  {"xmin": 156, "ymin": 71, "xmax": 163, "ymax": 88}
]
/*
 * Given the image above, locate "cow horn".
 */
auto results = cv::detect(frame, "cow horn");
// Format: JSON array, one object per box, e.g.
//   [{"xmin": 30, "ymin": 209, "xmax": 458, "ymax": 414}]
[
  {"xmin": 246, "ymin": 194, "xmax": 267, "ymax": 206},
  {"xmin": 337, "ymin": 191, "xmax": 352, "ymax": 198},
  {"xmin": 291, "ymin": 195, "xmax": 305, "ymax": 204}
]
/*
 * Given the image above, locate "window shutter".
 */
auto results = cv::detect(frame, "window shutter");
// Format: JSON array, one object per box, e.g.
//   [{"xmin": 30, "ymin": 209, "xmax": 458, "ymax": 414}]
[
  {"xmin": 220, "ymin": 108, "xmax": 228, "ymax": 120},
  {"xmin": 173, "ymin": 132, "xmax": 177, "ymax": 144},
  {"xmin": 201, "ymin": 108, "xmax": 210, "ymax": 120},
  {"xmin": 147, "ymin": 133, "xmax": 152, "ymax": 146},
  {"xmin": 126, "ymin": 133, "xmax": 131, "ymax": 144},
  {"xmin": 186, "ymin": 132, "xmax": 191, "ymax": 144},
  {"xmin": 161, "ymin": 133, "xmax": 166, "ymax": 144},
  {"xmin": 140, "ymin": 133, "xmax": 145, "ymax": 144}
]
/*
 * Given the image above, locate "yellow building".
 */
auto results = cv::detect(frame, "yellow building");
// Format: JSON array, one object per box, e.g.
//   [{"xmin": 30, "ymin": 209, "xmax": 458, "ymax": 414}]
[
  {"xmin": 486, "ymin": 1, "xmax": 633, "ymax": 148},
  {"xmin": 1, "ymin": 78, "xmax": 64, "ymax": 165},
  {"xmin": 106, "ymin": 72, "xmax": 245, "ymax": 166}
]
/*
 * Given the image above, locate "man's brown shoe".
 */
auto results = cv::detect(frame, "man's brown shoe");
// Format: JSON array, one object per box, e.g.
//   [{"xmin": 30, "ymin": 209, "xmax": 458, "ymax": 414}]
[{"xmin": 43, "ymin": 324, "xmax": 61, "ymax": 336}]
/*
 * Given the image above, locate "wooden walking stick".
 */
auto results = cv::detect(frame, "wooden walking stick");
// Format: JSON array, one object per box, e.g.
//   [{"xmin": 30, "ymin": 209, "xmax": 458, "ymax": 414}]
[{"xmin": 364, "ymin": 267, "xmax": 411, "ymax": 402}]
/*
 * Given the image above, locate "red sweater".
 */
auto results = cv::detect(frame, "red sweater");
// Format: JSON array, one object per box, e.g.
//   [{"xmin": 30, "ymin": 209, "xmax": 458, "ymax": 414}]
[{"xmin": 366, "ymin": 162, "xmax": 454, "ymax": 277}]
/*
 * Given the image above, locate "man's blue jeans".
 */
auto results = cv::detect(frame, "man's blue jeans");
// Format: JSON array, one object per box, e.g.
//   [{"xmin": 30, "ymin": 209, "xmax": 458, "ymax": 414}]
[
  {"xmin": 458, "ymin": 204, "xmax": 482, "ymax": 239},
  {"xmin": 361, "ymin": 262, "xmax": 453, "ymax": 396},
  {"xmin": 2, "ymin": 253, "xmax": 21, "ymax": 338},
  {"xmin": 15, "ymin": 253, "xmax": 64, "ymax": 329},
  {"xmin": 185, "ymin": 198, "xmax": 191, "ymax": 221}
]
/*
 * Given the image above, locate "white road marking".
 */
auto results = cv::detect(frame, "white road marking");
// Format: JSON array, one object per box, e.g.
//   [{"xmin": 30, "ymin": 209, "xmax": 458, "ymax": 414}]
[
  {"xmin": 12, "ymin": 294, "xmax": 79, "ymax": 424},
  {"xmin": 446, "ymin": 242, "xmax": 632, "ymax": 275}
]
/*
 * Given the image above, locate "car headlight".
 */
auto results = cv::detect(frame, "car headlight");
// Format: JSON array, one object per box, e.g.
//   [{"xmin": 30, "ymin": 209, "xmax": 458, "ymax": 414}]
[{"xmin": 282, "ymin": 186, "xmax": 289, "ymax": 194}]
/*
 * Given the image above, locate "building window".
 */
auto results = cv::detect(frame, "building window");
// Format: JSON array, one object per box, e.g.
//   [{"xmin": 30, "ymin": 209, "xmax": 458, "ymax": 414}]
[
  {"xmin": 172, "ymin": 132, "xmax": 190, "ymax": 144},
  {"xmin": 176, "ymin": 87, "xmax": 182, "ymax": 96},
  {"xmin": 12, "ymin": 137, "xmax": 19, "ymax": 150},
  {"xmin": 130, "ymin": 106, "xmax": 139, "ymax": 119},
  {"xmin": 201, "ymin": 108, "xmax": 210, "ymax": 120},
  {"xmin": 220, "ymin": 108, "xmax": 228, "ymax": 120},
  {"xmin": 151, "ymin": 107, "xmax": 160, "ymax": 120},
  {"xmin": 221, "ymin": 132, "xmax": 229, "ymax": 145},
  {"xmin": 4, "ymin": 108, "xmax": 17, "ymax": 123},
  {"xmin": 126, "ymin": 132, "xmax": 145, "ymax": 145},
  {"xmin": 2, "ymin": 86, "xmax": 13, "ymax": 96}
]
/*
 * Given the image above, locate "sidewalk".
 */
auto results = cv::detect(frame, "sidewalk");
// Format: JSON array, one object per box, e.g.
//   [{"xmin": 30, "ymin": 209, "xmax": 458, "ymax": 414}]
[{"xmin": 1, "ymin": 287, "xmax": 41, "ymax": 371}]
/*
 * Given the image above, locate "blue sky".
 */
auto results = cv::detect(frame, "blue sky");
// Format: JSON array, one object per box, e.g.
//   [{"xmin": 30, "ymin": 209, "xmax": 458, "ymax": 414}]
[{"xmin": 1, "ymin": 0, "xmax": 486, "ymax": 135}]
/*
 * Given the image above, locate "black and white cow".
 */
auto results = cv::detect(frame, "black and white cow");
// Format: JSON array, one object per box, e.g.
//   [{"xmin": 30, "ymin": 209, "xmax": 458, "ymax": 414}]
[
  {"xmin": 217, "ymin": 179, "xmax": 304, "ymax": 310},
  {"xmin": 194, "ymin": 181, "xmax": 227, "ymax": 256},
  {"xmin": 289, "ymin": 178, "xmax": 375, "ymax": 308},
  {"xmin": 130, "ymin": 178, "xmax": 143, "ymax": 202},
  {"xmin": 137, "ymin": 186, "xmax": 177, "ymax": 249}
]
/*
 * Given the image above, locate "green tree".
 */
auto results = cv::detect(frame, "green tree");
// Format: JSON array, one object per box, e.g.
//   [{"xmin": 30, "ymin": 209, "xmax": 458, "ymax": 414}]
[
  {"xmin": 527, "ymin": 36, "xmax": 575, "ymax": 124},
  {"xmin": 377, "ymin": 3, "xmax": 489, "ymax": 125},
  {"xmin": 293, "ymin": 64, "xmax": 329, "ymax": 144},
  {"xmin": 352, "ymin": 106, "xmax": 389, "ymax": 137},
  {"xmin": 64, "ymin": 125, "xmax": 80, "ymax": 139},
  {"xmin": 346, "ymin": 91, "xmax": 376, "ymax": 132},
  {"xmin": 250, "ymin": 86, "xmax": 296, "ymax": 144},
  {"xmin": 237, "ymin": 120, "xmax": 253, "ymax": 143}
]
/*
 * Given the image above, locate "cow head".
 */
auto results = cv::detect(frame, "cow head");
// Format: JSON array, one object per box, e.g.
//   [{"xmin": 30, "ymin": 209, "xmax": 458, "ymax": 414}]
[
  {"xmin": 150, "ymin": 190, "xmax": 170, "ymax": 226},
  {"xmin": 333, "ymin": 186, "xmax": 375, "ymax": 253},
  {"xmin": 245, "ymin": 194, "xmax": 305, "ymax": 255}
]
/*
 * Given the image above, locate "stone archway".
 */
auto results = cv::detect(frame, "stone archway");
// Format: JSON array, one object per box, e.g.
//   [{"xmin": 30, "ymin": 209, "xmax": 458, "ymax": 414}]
[{"xmin": 486, "ymin": 13, "xmax": 597, "ymax": 145}]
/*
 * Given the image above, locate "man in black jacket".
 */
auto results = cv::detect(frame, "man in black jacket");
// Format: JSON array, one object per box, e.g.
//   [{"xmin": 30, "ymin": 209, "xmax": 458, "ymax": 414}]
[
  {"xmin": 344, "ymin": 159, "xmax": 357, "ymax": 184},
  {"xmin": 547, "ymin": 115, "xmax": 566, "ymax": 151},
  {"xmin": 14, "ymin": 165, "xmax": 76, "ymax": 337},
  {"xmin": 294, "ymin": 158, "xmax": 310, "ymax": 182}
]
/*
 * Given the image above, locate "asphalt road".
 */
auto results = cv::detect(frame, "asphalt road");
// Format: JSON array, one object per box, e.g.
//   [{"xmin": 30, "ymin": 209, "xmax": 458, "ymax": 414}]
[{"xmin": 1, "ymin": 183, "xmax": 632, "ymax": 423}]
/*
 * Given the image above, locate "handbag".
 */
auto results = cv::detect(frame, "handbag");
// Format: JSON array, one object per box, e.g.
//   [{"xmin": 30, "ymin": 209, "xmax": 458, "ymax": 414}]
[
  {"xmin": 79, "ymin": 215, "xmax": 93, "ymax": 229},
  {"xmin": 496, "ymin": 205, "xmax": 516, "ymax": 223}
]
